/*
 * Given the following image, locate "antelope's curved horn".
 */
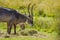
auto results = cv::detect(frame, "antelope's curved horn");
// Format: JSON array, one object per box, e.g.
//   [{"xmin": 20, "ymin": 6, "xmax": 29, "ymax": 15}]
[
  {"xmin": 30, "ymin": 3, "xmax": 36, "ymax": 20},
  {"xmin": 28, "ymin": 3, "xmax": 31, "ymax": 16}
]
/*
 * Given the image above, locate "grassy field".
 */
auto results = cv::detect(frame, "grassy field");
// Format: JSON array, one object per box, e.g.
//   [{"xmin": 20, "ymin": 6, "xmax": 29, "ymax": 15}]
[
  {"xmin": 0, "ymin": 0, "xmax": 60, "ymax": 40},
  {"xmin": 0, "ymin": 23, "xmax": 57, "ymax": 40},
  {"xmin": 0, "ymin": 36, "xmax": 55, "ymax": 40},
  {"xmin": 0, "ymin": 30, "xmax": 56, "ymax": 40}
]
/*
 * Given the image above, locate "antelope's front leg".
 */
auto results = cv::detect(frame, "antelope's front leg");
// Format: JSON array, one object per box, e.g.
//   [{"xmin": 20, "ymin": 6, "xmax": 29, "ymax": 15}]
[
  {"xmin": 14, "ymin": 24, "xmax": 16, "ymax": 34},
  {"xmin": 7, "ymin": 22, "xmax": 12, "ymax": 34}
]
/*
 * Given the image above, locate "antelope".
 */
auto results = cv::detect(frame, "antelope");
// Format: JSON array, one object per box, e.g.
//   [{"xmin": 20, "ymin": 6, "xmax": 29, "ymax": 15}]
[
  {"xmin": 20, "ymin": 3, "xmax": 35, "ymax": 30},
  {"xmin": 0, "ymin": 3, "xmax": 35, "ymax": 34}
]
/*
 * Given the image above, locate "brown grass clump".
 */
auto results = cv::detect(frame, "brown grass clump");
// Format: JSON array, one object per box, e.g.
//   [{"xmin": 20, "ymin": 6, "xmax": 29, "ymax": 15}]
[{"xmin": 20, "ymin": 29, "xmax": 38, "ymax": 36}]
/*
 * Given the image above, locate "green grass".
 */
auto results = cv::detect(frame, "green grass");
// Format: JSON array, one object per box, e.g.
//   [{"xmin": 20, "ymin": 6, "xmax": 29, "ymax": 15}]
[
  {"xmin": 0, "ymin": 36, "xmax": 55, "ymax": 40},
  {"xmin": 0, "ymin": 0, "xmax": 59, "ymax": 40},
  {"xmin": 0, "ymin": 26, "xmax": 57, "ymax": 40},
  {"xmin": 0, "ymin": 37, "xmax": 48, "ymax": 40},
  {"xmin": 0, "ymin": 23, "xmax": 56, "ymax": 40}
]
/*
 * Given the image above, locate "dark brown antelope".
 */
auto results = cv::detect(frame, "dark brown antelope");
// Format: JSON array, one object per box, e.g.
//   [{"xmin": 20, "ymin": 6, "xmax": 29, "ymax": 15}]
[
  {"xmin": 20, "ymin": 3, "xmax": 35, "ymax": 30},
  {"xmin": 0, "ymin": 3, "xmax": 35, "ymax": 34}
]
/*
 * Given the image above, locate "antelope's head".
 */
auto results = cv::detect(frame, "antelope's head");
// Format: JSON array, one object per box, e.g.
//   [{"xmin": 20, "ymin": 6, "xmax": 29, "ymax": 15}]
[{"xmin": 26, "ymin": 3, "xmax": 35, "ymax": 26}]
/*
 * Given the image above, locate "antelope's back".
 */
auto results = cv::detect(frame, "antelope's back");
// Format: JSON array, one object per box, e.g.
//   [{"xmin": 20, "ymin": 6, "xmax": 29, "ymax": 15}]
[{"xmin": 0, "ymin": 7, "xmax": 16, "ymax": 22}]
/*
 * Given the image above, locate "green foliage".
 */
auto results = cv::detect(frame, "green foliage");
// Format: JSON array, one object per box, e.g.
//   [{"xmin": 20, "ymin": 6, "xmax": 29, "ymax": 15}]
[{"xmin": 0, "ymin": 0, "xmax": 60, "ymax": 40}]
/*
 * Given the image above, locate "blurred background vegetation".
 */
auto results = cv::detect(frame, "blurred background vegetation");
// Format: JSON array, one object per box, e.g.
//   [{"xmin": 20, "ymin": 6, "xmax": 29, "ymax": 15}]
[{"xmin": 0, "ymin": 0, "xmax": 60, "ymax": 40}]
